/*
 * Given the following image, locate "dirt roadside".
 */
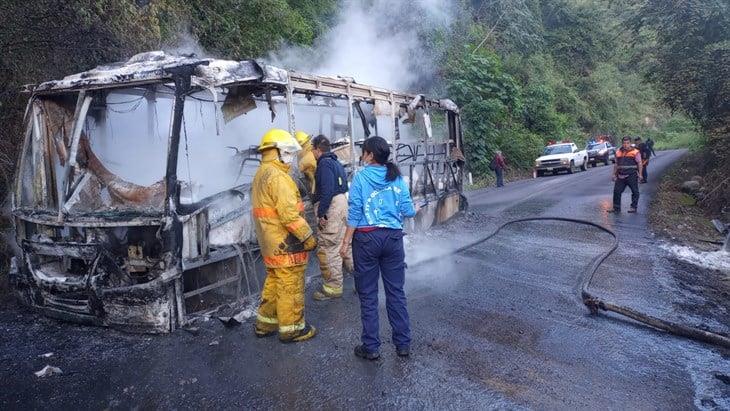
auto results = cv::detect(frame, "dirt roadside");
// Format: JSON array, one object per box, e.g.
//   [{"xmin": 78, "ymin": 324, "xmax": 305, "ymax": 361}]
[{"xmin": 649, "ymin": 151, "xmax": 728, "ymax": 251}]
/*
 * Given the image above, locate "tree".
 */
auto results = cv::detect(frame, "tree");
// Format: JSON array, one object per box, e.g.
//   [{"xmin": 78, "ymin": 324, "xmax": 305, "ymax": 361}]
[
  {"xmin": 445, "ymin": 48, "xmax": 545, "ymax": 174},
  {"xmin": 629, "ymin": 0, "xmax": 730, "ymax": 130}
]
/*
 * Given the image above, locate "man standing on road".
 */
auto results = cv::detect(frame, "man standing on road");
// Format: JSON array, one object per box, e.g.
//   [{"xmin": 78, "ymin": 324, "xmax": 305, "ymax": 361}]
[
  {"xmin": 252, "ymin": 129, "xmax": 318, "ymax": 343},
  {"xmin": 492, "ymin": 150, "xmax": 507, "ymax": 187},
  {"xmin": 309, "ymin": 135, "xmax": 353, "ymax": 301},
  {"xmin": 610, "ymin": 136, "xmax": 643, "ymax": 213},
  {"xmin": 634, "ymin": 136, "xmax": 651, "ymax": 183}
]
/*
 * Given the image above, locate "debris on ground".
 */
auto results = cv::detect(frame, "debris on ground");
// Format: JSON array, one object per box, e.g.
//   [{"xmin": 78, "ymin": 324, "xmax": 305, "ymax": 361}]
[
  {"xmin": 681, "ymin": 180, "xmax": 701, "ymax": 194},
  {"xmin": 209, "ymin": 340, "xmax": 220, "ymax": 346},
  {"xmin": 182, "ymin": 326, "xmax": 200, "ymax": 336},
  {"xmin": 218, "ymin": 308, "xmax": 254, "ymax": 327},
  {"xmin": 38, "ymin": 352, "xmax": 53, "ymax": 358},
  {"xmin": 711, "ymin": 219, "xmax": 728, "ymax": 234},
  {"xmin": 650, "ymin": 153, "xmax": 727, "ymax": 250},
  {"xmin": 34, "ymin": 365, "xmax": 62, "ymax": 378}
]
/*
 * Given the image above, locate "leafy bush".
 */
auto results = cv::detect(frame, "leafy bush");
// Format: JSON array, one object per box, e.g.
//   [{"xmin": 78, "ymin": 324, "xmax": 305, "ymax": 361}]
[
  {"xmin": 445, "ymin": 49, "xmax": 527, "ymax": 174},
  {"xmin": 649, "ymin": 116, "xmax": 706, "ymax": 151},
  {"xmin": 184, "ymin": 0, "xmax": 336, "ymax": 58}
]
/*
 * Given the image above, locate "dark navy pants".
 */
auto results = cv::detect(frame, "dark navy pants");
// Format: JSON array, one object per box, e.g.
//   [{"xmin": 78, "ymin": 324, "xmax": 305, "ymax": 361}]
[
  {"xmin": 613, "ymin": 173, "xmax": 640, "ymax": 210},
  {"xmin": 352, "ymin": 228, "xmax": 411, "ymax": 353}
]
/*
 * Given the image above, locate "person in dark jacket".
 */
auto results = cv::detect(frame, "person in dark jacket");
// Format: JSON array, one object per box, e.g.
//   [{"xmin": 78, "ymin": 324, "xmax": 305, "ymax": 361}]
[
  {"xmin": 634, "ymin": 136, "xmax": 651, "ymax": 183},
  {"xmin": 646, "ymin": 137, "xmax": 657, "ymax": 157},
  {"xmin": 340, "ymin": 136, "xmax": 417, "ymax": 360},
  {"xmin": 310, "ymin": 135, "xmax": 352, "ymax": 300}
]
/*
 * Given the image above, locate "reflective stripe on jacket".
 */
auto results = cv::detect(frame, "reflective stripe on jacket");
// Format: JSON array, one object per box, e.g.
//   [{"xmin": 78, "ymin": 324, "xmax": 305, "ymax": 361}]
[
  {"xmin": 616, "ymin": 147, "xmax": 640, "ymax": 170},
  {"xmin": 252, "ymin": 150, "xmax": 313, "ymax": 268}
]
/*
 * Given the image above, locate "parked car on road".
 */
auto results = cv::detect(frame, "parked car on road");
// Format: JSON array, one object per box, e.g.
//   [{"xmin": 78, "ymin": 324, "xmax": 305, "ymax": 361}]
[
  {"xmin": 533, "ymin": 142, "xmax": 588, "ymax": 177},
  {"xmin": 586, "ymin": 141, "xmax": 616, "ymax": 166}
]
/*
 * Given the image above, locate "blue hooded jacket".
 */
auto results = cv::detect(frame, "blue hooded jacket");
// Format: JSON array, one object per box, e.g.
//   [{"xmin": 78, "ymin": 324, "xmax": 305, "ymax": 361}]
[{"xmin": 347, "ymin": 165, "xmax": 416, "ymax": 229}]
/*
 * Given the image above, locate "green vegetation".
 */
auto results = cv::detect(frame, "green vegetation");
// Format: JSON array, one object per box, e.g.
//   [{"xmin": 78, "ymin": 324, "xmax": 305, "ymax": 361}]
[
  {"xmin": 439, "ymin": 0, "xmax": 671, "ymax": 174},
  {"xmin": 625, "ymin": 0, "xmax": 729, "ymax": 212},
  {"xmin": 648, "ymin": 116, "xmax": 706, "ymax": 152},
  {"xmin": 445, "ymin": 49, "xmax": 543, "ymax": 174},
  {"xmin": 184, "ymin": 0, "xmax": 337, "ymax": 57}
]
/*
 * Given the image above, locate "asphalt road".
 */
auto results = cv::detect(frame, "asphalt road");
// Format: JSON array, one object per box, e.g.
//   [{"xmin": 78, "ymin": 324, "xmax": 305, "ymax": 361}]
[{"xmin": 1, "ymin": 149, "xmax": 729, "ymax": 409}]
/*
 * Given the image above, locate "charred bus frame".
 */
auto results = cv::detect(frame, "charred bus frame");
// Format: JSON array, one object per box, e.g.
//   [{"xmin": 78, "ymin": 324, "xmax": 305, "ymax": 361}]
[{"xmin": 10, "ymin": 52, "xmax": 465, "ymax": 333}]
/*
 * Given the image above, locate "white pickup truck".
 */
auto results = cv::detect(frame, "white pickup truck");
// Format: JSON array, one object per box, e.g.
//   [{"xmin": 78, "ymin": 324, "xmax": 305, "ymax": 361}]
[{"xmin": 533, "ymin": 142, "xmax": 588, "ymax": 177}]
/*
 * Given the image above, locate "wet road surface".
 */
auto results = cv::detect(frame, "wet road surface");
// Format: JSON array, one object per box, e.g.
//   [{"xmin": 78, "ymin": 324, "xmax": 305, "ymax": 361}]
[{"xmin": 2, "ymin": 149, "xmax": 729, "ymax": 409}]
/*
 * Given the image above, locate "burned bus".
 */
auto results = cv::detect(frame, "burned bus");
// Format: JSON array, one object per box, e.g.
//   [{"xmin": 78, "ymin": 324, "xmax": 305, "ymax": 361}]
[{"xmin": 10, "ymin": 51, "xmax": 466, "ymax": 333}]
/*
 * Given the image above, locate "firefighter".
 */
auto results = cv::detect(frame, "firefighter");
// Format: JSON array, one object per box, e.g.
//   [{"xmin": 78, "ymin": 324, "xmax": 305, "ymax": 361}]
[
  {"xmin": 295, "ymin": 130, "xmax": 319, "ymax": 242},
  {"xmin": 610, "ymin": 136, "xmax": 644, "ymax": 213},
  {"xmin": 309, "ymin": 135, "xmax": 352, "ymax": 300},
  {"xmin": 296, "ymin": 131, "xmax": 317, "ymax": 195},
  {"xmin": 252, "ymin": 128, "xmax": 318, "ymax": 343}
]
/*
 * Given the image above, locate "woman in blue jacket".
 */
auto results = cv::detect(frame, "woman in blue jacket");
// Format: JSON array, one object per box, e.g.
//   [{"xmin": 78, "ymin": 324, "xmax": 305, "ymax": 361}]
[{"xmin": 339, "ymin": 136, "xmax": 417, "ymax": 360}]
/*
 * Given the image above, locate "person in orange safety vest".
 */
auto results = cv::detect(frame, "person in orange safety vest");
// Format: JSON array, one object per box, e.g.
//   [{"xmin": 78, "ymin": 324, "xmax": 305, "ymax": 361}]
[{"xmin": 610, "ymin": 136, "xmax": 644, "ymax": 213}]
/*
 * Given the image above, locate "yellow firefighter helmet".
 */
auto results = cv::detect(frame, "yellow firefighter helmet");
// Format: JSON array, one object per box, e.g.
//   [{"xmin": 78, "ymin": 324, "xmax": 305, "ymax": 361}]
[
  {"xmin": 258, "ymin": 128, "xmax": 301, "ymax": 153},
  {"xmin": 294, "ymin": 130, "xmax": 311, "ymax": 146}
]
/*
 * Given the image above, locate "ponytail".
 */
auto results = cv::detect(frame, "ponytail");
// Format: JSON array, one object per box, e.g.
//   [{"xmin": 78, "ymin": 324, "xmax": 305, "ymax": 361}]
[{"xmin": 384, "ymin": 161, "xmax": 401, "ymax": 181}]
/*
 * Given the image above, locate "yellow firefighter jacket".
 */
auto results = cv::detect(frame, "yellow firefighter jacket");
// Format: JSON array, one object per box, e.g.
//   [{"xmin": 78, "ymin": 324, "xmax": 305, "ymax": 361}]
[
  {"xmin": 298, "ymin": 143, "xmax": 317, "ymax": 194},
  {"xmin": 252, "ymin": 150, "xmax": 314, "ymax": 268}
]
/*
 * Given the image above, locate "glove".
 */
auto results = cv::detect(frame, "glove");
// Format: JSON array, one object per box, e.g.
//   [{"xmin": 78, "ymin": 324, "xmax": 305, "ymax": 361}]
[{"xmin": 303, "ymin": 236, "xmax": 317, "ymax": 251}]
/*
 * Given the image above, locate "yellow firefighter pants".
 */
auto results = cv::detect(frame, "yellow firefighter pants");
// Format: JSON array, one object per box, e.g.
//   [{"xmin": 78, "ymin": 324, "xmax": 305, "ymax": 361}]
[
  {"xmin": 255, "ymin": 265, "xmax": 307, "ymax": 337},
  {"xmin": 315, "ymin": 194, "xmax": 353, "ymax": 295}
]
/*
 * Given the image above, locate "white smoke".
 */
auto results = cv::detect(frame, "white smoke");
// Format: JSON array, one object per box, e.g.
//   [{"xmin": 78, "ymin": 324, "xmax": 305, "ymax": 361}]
[
  {"xmin": 270, "ymin": 0, "xmax": 455, "ymax": 92},
  {"xmin": 163, "ymin": 30, "xmax": 215, "ymax": 59}
]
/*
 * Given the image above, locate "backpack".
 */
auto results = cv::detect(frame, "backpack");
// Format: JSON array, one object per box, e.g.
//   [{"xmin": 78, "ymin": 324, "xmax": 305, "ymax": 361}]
[{"xmin": 488, "ymin": 157, "xmax": 497, "ymax": 171}]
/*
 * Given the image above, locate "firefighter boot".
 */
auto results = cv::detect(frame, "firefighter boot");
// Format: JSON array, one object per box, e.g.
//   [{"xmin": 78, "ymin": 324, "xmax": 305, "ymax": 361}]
[
  {"xmin": 312, "ymin": 284, "xmax": 342, "ymax": 301},
  {"xmin": 279, "ymin": 323, "xmax": 317, "ymax": 343},
  {"xmin": 254, "ymin": 324, "xmax": 277, "ymax": 338}
]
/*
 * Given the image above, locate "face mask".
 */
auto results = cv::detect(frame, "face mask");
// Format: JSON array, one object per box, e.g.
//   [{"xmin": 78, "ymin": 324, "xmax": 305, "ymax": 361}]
[{"xmin": 279, "ymin": 150, "xmax": 296, "ymax": 165}]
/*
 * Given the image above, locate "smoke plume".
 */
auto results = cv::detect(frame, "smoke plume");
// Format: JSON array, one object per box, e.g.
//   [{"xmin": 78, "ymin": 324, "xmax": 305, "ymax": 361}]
[{"xmin": 270, "ymin": 0, "xmax": 455, "ymax": 92}]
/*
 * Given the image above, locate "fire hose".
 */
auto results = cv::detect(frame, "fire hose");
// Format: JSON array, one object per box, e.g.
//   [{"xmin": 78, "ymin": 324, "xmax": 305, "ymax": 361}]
[{"xmin": 413, "ymin": 217, "xmax": 730, "ymax": 349}]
